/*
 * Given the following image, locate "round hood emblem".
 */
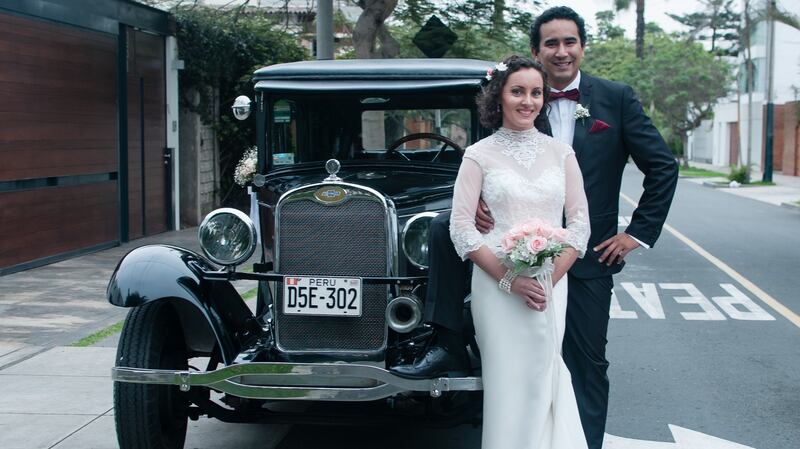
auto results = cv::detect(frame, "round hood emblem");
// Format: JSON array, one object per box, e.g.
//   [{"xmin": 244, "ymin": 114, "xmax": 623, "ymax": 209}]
[{"xmin": 314, "ymin": 185, "xmax": 347, "ymax": 204}]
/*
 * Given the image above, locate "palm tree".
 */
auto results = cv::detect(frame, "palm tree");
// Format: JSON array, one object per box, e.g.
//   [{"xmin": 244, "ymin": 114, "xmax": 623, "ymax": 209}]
[{"xmin": 614, "ymin": 0, "xmax": 645, "ymax": 59}]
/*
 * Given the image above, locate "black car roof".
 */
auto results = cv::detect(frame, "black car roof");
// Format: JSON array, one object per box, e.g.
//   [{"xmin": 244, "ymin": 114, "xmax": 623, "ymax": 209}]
[{"xmin": 253, "ymin": 58, "xmax": 492, "ymax": 93}]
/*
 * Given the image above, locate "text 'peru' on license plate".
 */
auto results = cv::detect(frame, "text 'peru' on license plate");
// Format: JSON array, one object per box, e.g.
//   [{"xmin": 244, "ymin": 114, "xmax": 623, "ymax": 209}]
[{"xmin": 283, "ymin": 276, "xmax": 362, "ymax": 317}]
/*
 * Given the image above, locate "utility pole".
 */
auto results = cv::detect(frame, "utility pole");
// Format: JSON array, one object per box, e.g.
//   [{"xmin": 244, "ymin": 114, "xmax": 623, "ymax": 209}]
[
  {"xmin": 763, "ymin": 0, "xmax": 776, "ymax": 182},
  {"xmin": 316, "ymin": 0, "xmax": 334, "ymax": 60},
  {"xmin": 744, "ymin": 0, "xmax": 754, "ymax": 181}
]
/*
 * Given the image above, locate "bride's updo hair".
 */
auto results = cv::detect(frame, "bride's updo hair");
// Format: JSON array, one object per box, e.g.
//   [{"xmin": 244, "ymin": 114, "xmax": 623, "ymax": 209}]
[{"xmin": 477, "ymin": 55, "xmax": 551, "ymax": 133}]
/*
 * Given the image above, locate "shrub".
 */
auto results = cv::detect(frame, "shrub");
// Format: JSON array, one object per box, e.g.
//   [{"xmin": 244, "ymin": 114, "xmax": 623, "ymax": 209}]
[{"xmin": 727, "ymin": 165, "xmax": 750, "ymax": 184}]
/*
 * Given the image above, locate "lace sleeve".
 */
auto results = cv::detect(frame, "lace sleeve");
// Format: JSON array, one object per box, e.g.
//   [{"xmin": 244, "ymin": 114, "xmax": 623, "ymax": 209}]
[
  {"xmin": 449, "ymin": 156, "xmax": 485, "ymax": 260},
  {"xmin": 564, "ymin": 151, "xmax": 590, "ymax": 257}
]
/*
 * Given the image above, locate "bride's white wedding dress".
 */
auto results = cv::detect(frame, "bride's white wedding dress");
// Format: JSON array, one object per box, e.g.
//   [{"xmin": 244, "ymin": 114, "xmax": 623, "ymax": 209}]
[{"xmin": 450, "ymin": 126, "xmax": 590, "ymax": 449}]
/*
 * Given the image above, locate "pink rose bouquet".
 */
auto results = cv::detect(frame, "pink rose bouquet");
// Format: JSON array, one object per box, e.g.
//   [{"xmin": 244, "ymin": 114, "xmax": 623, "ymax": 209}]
[{"xmin": 500, "ymin": 219, "xmax": 569, "ymax": 274}]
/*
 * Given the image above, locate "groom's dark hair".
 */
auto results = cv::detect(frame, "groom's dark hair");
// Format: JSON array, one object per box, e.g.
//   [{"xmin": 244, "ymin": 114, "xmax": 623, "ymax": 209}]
[{"xmin": 529, "ymin": 6, "xmax": 587, "ymax": 50}]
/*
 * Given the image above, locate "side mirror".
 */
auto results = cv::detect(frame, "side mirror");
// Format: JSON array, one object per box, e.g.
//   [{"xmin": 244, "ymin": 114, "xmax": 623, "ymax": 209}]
[{"xmin": 232, "ymin": 95, "xmax": 252, "ymax": 121}]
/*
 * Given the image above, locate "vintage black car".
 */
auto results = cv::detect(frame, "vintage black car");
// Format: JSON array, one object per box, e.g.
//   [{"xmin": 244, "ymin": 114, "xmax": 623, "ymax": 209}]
[{"xmin": 108, "ymin": 59, "xmax": 493, "ymax": 448}]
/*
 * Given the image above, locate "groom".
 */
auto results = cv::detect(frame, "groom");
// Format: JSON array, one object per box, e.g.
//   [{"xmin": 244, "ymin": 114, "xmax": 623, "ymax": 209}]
[{"xmin": 391, "ymin": 6, "xmax": 679, "ymax": 449}]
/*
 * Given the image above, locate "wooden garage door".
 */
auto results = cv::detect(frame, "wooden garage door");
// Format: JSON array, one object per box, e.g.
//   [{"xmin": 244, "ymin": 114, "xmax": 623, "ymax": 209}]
[
  {"xmin": 126, "ymin": 28, "xmax": 168, "ymax": 239},
  {"xmin": 0, "ymin": 12, "xmax": 118, "ymax": 271}
]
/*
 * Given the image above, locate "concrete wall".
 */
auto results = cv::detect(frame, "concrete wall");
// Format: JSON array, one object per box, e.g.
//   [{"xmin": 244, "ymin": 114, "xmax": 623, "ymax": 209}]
[
  {"xmin": 689, "ymin": 120, "xmax": 714, "ymax": 163},
  {"xmin": 688, "ymin": 100, "xmax": 739, "ymax": 166},
  {"xmin": 199, "ymin": 121, "xmax": 220, "ymax": 218},
  {"xmin": 179, "ymin": 89, "xmax": 220, "ymax": 227}
]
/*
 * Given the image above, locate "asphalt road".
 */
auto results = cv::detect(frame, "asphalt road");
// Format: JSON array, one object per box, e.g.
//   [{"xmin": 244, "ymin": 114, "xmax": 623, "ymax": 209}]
[
  {"xmin": 255, "ymin": 167, "xmax": 800, "ymax": 449},
  {"xmin": 605, "ymin": 168, "xmax": 800, "ymax": 448}
]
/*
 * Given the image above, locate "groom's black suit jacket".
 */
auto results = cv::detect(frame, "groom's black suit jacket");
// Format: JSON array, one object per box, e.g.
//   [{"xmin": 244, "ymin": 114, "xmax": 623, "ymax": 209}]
[{"xmin": 567, "ymin": 72, "xmax": 678, "ymax": 279}]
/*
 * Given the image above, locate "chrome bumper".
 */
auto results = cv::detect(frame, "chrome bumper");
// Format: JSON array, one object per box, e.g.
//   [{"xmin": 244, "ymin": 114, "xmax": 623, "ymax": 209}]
[{"xmin": 112, "ymin": 362, "xmax": 483, "ymax": 401}]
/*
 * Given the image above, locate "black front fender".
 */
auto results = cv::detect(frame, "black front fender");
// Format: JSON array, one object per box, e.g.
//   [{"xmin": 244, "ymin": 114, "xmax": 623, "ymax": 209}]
[{"xmin": 107, "ymin": 245, "xmax": 261, "ymax": 365}]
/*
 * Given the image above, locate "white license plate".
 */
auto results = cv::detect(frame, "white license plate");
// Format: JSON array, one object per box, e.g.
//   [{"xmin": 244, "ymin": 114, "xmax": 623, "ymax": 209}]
[{"xmin": 283, "ymin": 276, "xmax": 362, "ymax": 317}]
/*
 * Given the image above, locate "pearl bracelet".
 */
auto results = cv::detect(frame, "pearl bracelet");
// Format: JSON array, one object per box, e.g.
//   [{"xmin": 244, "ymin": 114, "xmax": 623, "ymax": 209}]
[{"xmin": 498, "ymin": 269, "xmax": 518, "ymax": 294}]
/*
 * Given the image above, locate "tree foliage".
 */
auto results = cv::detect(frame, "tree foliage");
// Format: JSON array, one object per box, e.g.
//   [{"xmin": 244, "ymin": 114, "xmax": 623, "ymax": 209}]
[
  {"xmin": 391, "ymin": 0, "xmax": 541, "ymax": 60},
  {"xmin": 583, "ymin": 32, "xmax": 734, "ymax": 159},
  {"xmin": 171, "ymin": 5, "xmax": 307, "ymax": 205},
  {"xmin": 667, "ymin": 0, "xmax": 740, "ymax": 57},
  {"xmin": 592, "ymin": 10, "xmax": 625, "ymax": 42}
]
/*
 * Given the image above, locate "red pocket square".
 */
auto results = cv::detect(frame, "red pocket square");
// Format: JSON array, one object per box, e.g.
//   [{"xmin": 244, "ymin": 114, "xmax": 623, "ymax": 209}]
[{"xmin": 589, "ymin": 119, "xmax": 611, "ymax": 133}]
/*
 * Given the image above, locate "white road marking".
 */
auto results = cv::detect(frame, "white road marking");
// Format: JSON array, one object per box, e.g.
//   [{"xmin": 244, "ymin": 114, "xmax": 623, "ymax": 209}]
[
  {"xmin": 610, "ymin": 290, "xmax": 637, "ymax": 319},
  {"xmin": 604, "ymin": 424, "xmax": 755, "ymax": 448},
  {"xmin": 713, "ymin": 284, "xmax": 775, "ymax": 321},
  {"xmin": 620, "ymin": 283, "xmax": 665, "ymax": 319},
  {"xmin": 611, "ymin": 283, "xmax": 775, "ymax": 320},
  {"xmin": 620, "ymin": 192, "xmax": 800, "ymax": 329},
  {"xmin": 660, "ymin": 283, "xmax": 726, "ymax": 321}
]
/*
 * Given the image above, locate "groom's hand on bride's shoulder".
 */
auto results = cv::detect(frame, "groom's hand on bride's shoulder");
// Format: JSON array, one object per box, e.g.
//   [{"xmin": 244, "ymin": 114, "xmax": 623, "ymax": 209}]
[
  {"xmin": 475, "ymin": 198, "xmax": 494, "ymax": 233},
  {"xmin": 594, "ymin": 233, "xmax": 641, "ymax": 266}
]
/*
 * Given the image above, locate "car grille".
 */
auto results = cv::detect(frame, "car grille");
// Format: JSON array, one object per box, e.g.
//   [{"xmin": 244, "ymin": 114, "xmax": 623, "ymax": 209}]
[{"xmin": 275, "ymin": 187, "xmax": 390, "ymax": 354}]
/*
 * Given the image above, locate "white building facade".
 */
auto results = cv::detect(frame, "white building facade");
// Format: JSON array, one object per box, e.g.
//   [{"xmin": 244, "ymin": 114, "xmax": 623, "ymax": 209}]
[{"xmin": 687, "ymin": 0, "xmax": 800, "ymax": 175}]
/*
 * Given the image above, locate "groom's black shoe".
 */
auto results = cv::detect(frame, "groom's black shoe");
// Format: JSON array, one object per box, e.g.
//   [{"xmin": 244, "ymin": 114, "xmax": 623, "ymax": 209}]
[{"xmin": 390, "ymin": 344, "xmax": 469, "ymax": 379}]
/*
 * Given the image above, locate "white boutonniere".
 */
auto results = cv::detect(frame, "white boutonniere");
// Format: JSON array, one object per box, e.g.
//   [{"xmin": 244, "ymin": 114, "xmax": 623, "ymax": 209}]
[{"xmin": 574, "ymin": 104, "xmax": 590, "ymax": 124}]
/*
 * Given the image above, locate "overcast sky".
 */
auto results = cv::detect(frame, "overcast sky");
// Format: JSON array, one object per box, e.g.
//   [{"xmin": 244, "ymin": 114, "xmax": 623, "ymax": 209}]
[
  {"xmin": 191, "ymin": 0, "xmax": 707, "ymax": 38},
  {"xmin": 535, "ymin": 0, "xmax": 701, "ymax": 38}
]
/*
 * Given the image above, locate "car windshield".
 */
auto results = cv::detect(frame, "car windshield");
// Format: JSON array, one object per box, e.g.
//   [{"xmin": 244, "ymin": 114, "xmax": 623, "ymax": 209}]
[{"xmin": 268, "ymin": 93, "xmax": 475, "ymax": 168}]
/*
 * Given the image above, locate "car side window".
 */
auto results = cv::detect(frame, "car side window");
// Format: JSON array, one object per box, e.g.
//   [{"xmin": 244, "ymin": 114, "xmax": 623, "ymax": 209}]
[{"xmin": 272, "ymin": 100, "xmax": 297, "ymax": 166}]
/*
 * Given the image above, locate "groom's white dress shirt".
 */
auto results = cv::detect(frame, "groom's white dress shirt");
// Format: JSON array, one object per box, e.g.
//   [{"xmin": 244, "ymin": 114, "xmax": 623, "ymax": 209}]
[{"xmin": 547, "ymin": 72, "xmax": 581, "ymax": 147}]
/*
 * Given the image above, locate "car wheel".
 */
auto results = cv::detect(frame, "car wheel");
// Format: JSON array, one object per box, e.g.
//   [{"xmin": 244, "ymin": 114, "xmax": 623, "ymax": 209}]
[{"xmin": 114, "ymin": 301, "xmax": 188, "ymax": 449}]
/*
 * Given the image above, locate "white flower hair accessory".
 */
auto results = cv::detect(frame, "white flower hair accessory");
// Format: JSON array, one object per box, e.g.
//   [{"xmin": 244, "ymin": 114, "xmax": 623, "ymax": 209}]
[
  {"xmin": 574, "ymin": 104, "xmax": 591, "ymax": 123},
  {"xmin": 485, "ymin": 61, "xmax": 509, "ymax": 81}
]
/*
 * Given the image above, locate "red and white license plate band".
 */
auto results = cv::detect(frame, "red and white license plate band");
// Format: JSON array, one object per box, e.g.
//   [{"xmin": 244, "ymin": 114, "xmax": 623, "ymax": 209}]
[{"xmin": 283, "ymin": 276, "xmax": 362, "ymax": 317}]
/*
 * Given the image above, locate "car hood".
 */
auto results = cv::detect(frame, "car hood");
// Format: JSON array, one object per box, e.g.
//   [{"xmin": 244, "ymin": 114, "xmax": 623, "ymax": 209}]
[{"xmin": 261, "ymin": 162, "xmax": 458, "ymax": 210}]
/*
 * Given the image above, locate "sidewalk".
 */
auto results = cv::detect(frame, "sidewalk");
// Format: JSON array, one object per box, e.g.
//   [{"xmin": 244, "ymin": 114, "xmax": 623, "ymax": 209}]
[
  {"xmin": 682, "ymin": 162, "xmax": 800, "ymax": 209},
  {"xmin": 0, "ymin": 228, "xmax": 272, "ymax": 449},
  {"xmin": 0, "ymin": 228, "xmax": 202, "ymax": 367},
  {"xmin": 0, "ymin": 347, "xmax": 287, "ymax": 449}
]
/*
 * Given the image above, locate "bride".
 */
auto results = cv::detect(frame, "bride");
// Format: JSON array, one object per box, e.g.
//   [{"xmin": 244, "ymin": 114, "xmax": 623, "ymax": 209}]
[{"xmin": 449, "ymin": 55, "xmax": 590, "ymax": 448}]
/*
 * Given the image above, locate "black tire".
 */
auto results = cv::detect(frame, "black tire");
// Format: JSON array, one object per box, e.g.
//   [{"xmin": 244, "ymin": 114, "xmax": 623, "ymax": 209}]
[{"xmin": 114, "ymin": 301, "xmax": 189, "ymax": 449}]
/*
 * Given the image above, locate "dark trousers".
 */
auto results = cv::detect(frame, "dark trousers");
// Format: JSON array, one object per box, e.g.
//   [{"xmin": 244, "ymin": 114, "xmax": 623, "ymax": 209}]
[
  {"xmin": 425, "ymin": 212, "xmax": 613, "ymax": 448},
  {"xmin": 564, "ymin": 274, "xmax": 613, "ymax": 449},
  {"xmin": 423, "ymin": 212, "xmax": 470, "ymax": 332}
]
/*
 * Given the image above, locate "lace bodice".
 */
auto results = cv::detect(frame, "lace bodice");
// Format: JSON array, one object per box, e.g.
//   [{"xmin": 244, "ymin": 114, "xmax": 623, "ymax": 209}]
[{"xmin": 450, "ymin": 127, "xmax": 590, "ymax": 261}]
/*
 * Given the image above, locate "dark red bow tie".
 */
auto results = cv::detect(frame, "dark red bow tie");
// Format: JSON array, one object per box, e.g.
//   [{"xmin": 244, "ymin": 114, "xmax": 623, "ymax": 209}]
[{"xmin": 549, "ymin": 88, "xmax": 580, "ymax": 102}]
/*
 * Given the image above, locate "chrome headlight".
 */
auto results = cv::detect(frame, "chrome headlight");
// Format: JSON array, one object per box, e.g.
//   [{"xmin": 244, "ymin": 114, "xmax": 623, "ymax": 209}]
[
  {"xmin": 198, "ymin": 208, "xmax": 257, "ymax": 266},
  {"xmin": 401, "ymin": 212, "xmax": 438, "ymax": 269},
  {"xmin": 231, "ymin": 95, "xmax": 251, "ymax": 120}
]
